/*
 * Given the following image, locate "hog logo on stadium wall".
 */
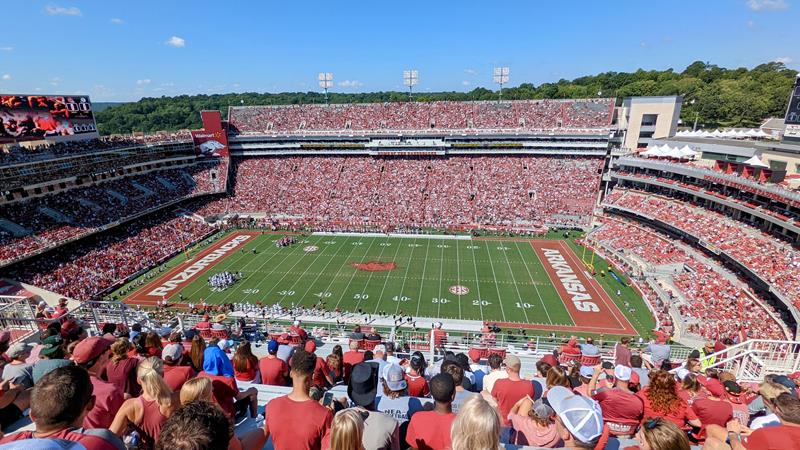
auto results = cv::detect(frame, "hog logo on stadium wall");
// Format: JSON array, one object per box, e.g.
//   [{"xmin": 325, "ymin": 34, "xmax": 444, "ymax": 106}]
[
  {"xmin": 198, "ymin": 140, "xmax": 225, "ymax": 156},
  {"xmin": 350, "ymin": 261, "xmax": 397, "ymax": 272}
]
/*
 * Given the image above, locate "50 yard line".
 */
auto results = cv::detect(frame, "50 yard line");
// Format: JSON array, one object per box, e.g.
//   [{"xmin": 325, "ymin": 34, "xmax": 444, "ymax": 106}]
[{"xmin": 414, "ymin": 239, "xmax": 432, "ymax": 318}]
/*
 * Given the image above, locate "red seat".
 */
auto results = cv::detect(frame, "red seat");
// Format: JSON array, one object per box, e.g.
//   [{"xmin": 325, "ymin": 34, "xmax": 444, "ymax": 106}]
[
  {"xmin": 210, "ymin": 329, "xmax": 229, "ymax": 339},
  {"xmin": 580, "ymin": 354, "xmax": 601, "ymax": 366},
  {"xmin": 363, "ymin": 339, "xmax": 381, "ymax": 350},
  {"xmin": 487, "ymin": 348, "xmax": 506, "ymax": 360},
  {"xmin": 558, "ymin": 353, "xmax": 581, "ymax": 365}
]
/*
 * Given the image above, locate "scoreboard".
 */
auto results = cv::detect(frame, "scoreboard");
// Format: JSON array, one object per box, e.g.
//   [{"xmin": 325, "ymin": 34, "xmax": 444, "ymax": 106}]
[{"xmin": 0, "ymin": 94, "xmax": 99, "ymax": 144}]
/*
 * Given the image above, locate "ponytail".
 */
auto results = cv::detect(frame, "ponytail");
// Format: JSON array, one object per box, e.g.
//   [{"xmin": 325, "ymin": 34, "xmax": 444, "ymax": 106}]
[{"xmin": 137, "ymin": 357, "xmax": 173, "ymax": 409}]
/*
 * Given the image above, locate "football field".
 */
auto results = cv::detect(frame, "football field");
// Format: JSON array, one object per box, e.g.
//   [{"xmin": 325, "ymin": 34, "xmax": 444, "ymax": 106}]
[{"xmin": 121, "ymin": 231, "xmax": 652, "ymax": 335}]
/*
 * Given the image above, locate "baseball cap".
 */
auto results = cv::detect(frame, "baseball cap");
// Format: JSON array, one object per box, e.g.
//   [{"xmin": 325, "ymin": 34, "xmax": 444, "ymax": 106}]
[
  {"xmin": 72, "ymin": 336, "xmax": 112, "ymax": 364},
  {"xmin": 548, "ymin": 386, "xmax": 604, "ymax": 444},
  {"xmin": 700, "ymin": 378, "xmax": 726, "ymax": 397},
  {"xmin": 614, "ymin": 364, "xmax": 632, "ymax": 381},
  {"xmin": 723, "ymin": 380, "xmax": 742, "ymax": 396},
  {"xmin": 601, "ymin": 361, "xmax": 614, "ymax": 370},
  {"xmin": 384, "ymin": 363, "xmax": 407, "ymax": 391},
  {"xmin": 410, "ymin": 352, "xmax": 425, "ymax": 371},
  {"xmin": 504, "ymin": 354, "xmax": 521, "ymax": 370},
  {"xmin": 531, "ymin": 398, "xmax": 555, "ymax": 421},
  {"xmin": 675, "ymin": 368, "xmax": 690, "ymax": 381},
  {"xmin": 579, "ymin": 366, "xmax": 594, "ymax": 378},
  {"xmin": 6, "ymin": 342, "xmax": 29, "ymax": 359},
  {"xmin": 305, "ymin": 340, "xmax": 317, "ymax": 353},
  {"xmin": 539, "ymin": 354, "xmax": 558, "ymax": 368},
  {"xmin": 373, "ymin": 344, "xmax": 387, "ymax": 354},
  {"xmin": 348, "ymin": 363, "xmax": 379, "ymax": 407},
  {"xmin": 39, "ymin": 334, "xmax": 64, "ymax": 357},
  {"xmin": 162, "ymin": 343, "xmax": 183, "ymax": 362},
  {"xmin": 267, "ymin": 340, "xmax": 279, "ymax": 354},
  {"xmin": 770, "ymin": 375, "xmax": 798, "ymax": 396}
]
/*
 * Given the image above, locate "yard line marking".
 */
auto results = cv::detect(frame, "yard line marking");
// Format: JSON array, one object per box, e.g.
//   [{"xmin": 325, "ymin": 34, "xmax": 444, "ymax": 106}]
[
  {"xmin": 501, "ymin": 241, "xmax": 530, "ymax": 324},
  {"xmin": 469, "ymin": 239, "xmax": 485, "ymax": 321},
  {"xmin": 393, "ymin": 238, "xmax": 418, "ymax": 315},
  {"xmin": 436, "ymin": 237, "xmax": 445, "ymax": 318},
  {"xmin": 260, "ymin": 236, "xmax": 333, "ymax": 305},
  {"xmin": 294, "ymin": 237, "xmax": 355, "ymax": 307},
  {"xmin": 373, "ymin": 237, "xmax": 405, "ymax": 314},
  {"xmin": 319, "ymin": 237, "xmax": 367, "ymax": 312},
  {"xmin": 346, "ymin": 238, "xmax": 383, "ymax": 312},
  {"xmin": 484, "ymin": 243, "xmax": 508, "ymax": 322},
  {"xmin": 455, "ymin": 240, "xmax": 463, "ymax": 320},
  {"xmin": 415, "ymin": 239, "xmax": 432, "ymax": 318},
  {"xmin": 513, "ymin": 241, "xmax": 553, "ymax": 324}
]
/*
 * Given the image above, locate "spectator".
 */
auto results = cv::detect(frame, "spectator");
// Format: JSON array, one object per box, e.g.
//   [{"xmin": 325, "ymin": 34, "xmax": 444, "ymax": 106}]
[
  {"xmin": 2, "ymin": 342, "xmax": 34, "ymax": 389},
  {"xmin": 342, "ymin": 340, "xmax": 365, "ymax": 383},
  {"xmin": 32, "ymin": 334, "xmax": 71, "ymax": 384},
  {"xmin": 0, "ymin": 377, "xmax": 31, "ymax": 431},
  {"xmin": 344, "ymin": 362, "xmax": 400, "ymax": 450},
  {"xmin": 259, "ymin": 340, "xmax": 289, "ymax": 386},
  {"xmin": 263, "ymin": 348, "xmax": 333, "ymax": 450},
  {"xmin": 179, "ymin": 377, "xmax": 213, "ymax": 404},
  {"xmin": 507, "ymin": 396, "xmax": 560, "ymax": 448},
  {"xmin": 749, "ymin": 376, "xmax": 793, "ymax": 429},
  {"xmin": 103, "ymin": 338, "xmax": 140, "ymax": 397},
  {"xmin": 713, "ymin": 392, "xmax": 800, "ymax": 449},
  {"xmin": 232, "ymin": 341, "xmax": 259, "ymax": 382},
  {"xmin": 451, "ymin": 395, "xmax": 501, "ymax": 450},
  {"xmin": 189, "ymin": 335, "xmax": 206, "ymax": 374},
  {"xmin": 646, "ymin": 335, "xmax": 671, "ymax": 369},
  {"xmin": 588, "ymin": 364, "xmax": 644, "ymax": 437},
  {"xmin": 405, "ymin": 352, "xmax": 430, "ymax": 398},
  {"xmin": 615, "ymin": 337, "xmax": 632, "ymax": 367},
  {"xmin": 441, "ymin": 360, "xmax": 477, "ymax": 413},
  {"xmin": 72, "ymin": 336, "xmax": 125, "ymax": 430},
  {"xmin": 636, "ymin": 370, "xmax": 700, "ymax": 429},
  {"xmin": 690, "ymin": 378, "xmax": 733, "ymax": 443},
  {"xmin": 481, "ymin": 353, "xmax": 508, "ymax": 396},
  {"xmin": 0, "ymin": 365, "xmax": 125, "ymax": 449},
  {"xmin": 276, "ymin": 334, "xmax": 295, "ymax": 363},
  {"xmin": 635, "ymin": 417, "xmax": 691, "ymax": 450},
  {"xmin": 406, "ymin": 373, "xmax": 456, "ymax": 450},
  {"xmin": 545, "ymin": 366, "xmax": 571, "ymax": 393},
  {"xmin": 110, "ymin": 357, "xmax": 178, "ymax": 448},
  {"xmin": 306, "ymin": 340, "xmax": 333, "ymax": 389},
  {"xmin": 199, "ymin": 345, "xmax": 258, "ymax": 419},
  {"xmin": 350, "ymin": 326, "xmax": 365, "ymax": 340},
  {"xmin": 548, "ymin": 386, "xmax": 604, "ymax": 449},
  {"xmin": 368, "ymin": 344, "xmax": 389, "ymax": 378},
  {"xmin": 490, "ymin": 355, "xmax": 535, "ymax": 427},
  {"xmin": 329, "ymin": 409, "xmax": 365, "ymax": 450},
  {"xmin": 162, "ymin": 343, "xmax": 194, "ymax": 391},
  {"xmin": 581, "ymin": 337, "xmax": 599, "ymax": 356},
  {"xmin": 156, "ymin": 401, "xmax": 233, "ymax": 450},
  {"xmin": 630, "ymin": 355, "xmax": 650, "ymax": 388},
  {"xmin": 327, "ymin": 353, "xmax": 344, "ymax": 384}
]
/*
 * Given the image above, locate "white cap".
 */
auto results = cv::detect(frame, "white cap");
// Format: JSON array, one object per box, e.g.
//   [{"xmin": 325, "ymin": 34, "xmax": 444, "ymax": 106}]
[
  {"xmin": 614, "ymin": 364, "xmax": 632, "ymax": 381},
  {"xmin": 162, "ymin": 343, "xmax": 183, "ymax": 362},
  {"xmin": 675, "ymin": 368, "xmax": 690, "ymax": 381},
  {"xmin": 383, "ymin": 363, "xmax": 407, "ymax": 391},
  {"xmin": 548, "ymin": 386, "xmax": 604, "ymax": 444},
  {"xmin": 373, "ymin": 344, "xmax": 387, "ymax": 354},
  {"xmin": 293, "ymin": 320, "xmax": 300, "ymax": 326}
]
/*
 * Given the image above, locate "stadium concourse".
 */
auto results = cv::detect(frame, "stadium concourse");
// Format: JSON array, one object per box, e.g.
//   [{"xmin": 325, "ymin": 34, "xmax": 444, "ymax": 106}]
[{"xmin": 2, "ymin": 97, "xmax": 800, "ymax": 450}]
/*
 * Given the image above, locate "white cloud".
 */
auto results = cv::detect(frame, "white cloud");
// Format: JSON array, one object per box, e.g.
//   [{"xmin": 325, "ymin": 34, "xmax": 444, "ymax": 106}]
[
  {"xmin": 50, "ymin": 77, "xmax": 61, "ymax": 86},
  {"xmin": 44, "ymin": 5, "xmax": 82, "ymax": 16},
  {"xmin": 746, "ymin": 20, "xmax": 756, "ymax": 28},
  {"xmin": 775, "ymin": 56, "xmax": 793, "ymax": 64},
  {"xmin": 1, "ymin": 74, "xmax": 11, "ymax": 81},
  {"xmin": 461, "ymin": 80, "xmax": 471, "ymax": 86},
  {"xmin": 0, "ymin": 46, "xmax": 13, "ymax": 52},
  {"xmin": 464, "ymin": 68, "xmax": 477, "ymax": 76},
  {"xmin": 746, "ymin": 0, "xmax": 789, "ymax": 10},
  {"xmin": 165, "ymin": 36, "xmax": 186, "ymax": 48},
  {"xmin": 640, "ymin": 41, "xmax": 648, "ymax": 48},
  {"xmin": 110, "ymin": 18, "xmax": 124, "ymax": 25},
  {"xmin": 338, "ymin": 80, "xmax": 363, "ymax": 88},
  {"xmin": 136, "ymin": 79, "xmax": 152, "ymax": 86}
]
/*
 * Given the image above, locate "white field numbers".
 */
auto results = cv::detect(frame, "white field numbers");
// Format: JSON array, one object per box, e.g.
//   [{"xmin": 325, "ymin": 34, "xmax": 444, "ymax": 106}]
[
  {"xmin": 516, "ymin": 302, "xmax": 533, "ymax": 309},
  {"xmin": 392, "ymin": 295, "xmax": 410, "ymax": 302},
  {"xmin": 353, "ymin": 293, "xmax": 369, "ymax": 300},
  {"xmin": 473, "ymin": 300, "xmax": 490, "ymax": 306},
  {"xmin": 432, "ymin": 297, "xmax": 450, "ymax": 304},
  {"xmin": 277, "ymin": 290, "xmax": 294, "ymax": 296}
]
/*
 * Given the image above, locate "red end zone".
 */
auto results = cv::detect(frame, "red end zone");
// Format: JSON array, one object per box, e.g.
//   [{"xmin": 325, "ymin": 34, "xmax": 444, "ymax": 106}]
[
  {"xmin": 125, "ymin": 231, "xmax": 261, "ymax": 306},
  {"xmin": 530, "ymin": 240, "xmax": 635, "ymax": 335}
]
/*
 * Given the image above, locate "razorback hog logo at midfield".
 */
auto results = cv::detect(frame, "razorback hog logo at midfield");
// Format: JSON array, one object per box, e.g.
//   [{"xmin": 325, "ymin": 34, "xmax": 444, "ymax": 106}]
[
  {"xmin": 350, "ymin": 261, "xmax": 397, "ymax": 272},
  {"xmin": 542, "ymin": 248, "xmax": 599, "ymax": 313},
  {"xmin": 147, "ymin": 235, "xmax": 251, "ymax": 297}
]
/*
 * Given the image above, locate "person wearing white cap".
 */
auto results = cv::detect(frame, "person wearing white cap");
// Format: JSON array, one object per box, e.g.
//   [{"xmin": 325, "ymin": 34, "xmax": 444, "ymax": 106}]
[
  {"xmin": 587, "ymin": 364, "xmax": 644, "ymax": 437},
  {"xmin": 368, "ymin": 344, "xmax": 389, "ymax": 378},
  {"xmin": 548, "ymin": 385, "xmax": 604, "ymax": 448}
]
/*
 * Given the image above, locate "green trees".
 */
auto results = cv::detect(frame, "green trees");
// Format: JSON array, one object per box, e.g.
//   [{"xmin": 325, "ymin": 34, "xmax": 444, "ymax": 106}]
[{"xmin": 95, "ymin": 61, "xmax": 796, "ymax": 135}]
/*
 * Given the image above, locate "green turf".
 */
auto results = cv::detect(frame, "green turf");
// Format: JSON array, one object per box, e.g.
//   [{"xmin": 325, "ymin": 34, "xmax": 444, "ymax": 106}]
[{"xmin": 113, "ymin": 232, "xmax": 655, "ymax": 336}]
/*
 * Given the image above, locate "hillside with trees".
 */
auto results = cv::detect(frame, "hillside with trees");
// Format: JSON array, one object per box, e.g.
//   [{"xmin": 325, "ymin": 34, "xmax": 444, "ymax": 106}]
[{"xmin": 95, "ymin": 61, "xmax": 796, "ymax": 135}]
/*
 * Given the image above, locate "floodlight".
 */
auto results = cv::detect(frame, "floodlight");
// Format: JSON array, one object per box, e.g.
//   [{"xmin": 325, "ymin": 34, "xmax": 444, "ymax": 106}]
[
  {"xmin": 493, "ymin": 67, "xmax": 509, "ymax": 102},
  {"xmin": 318, "ymin": 72, "xmax": 333, "ymax": 104},
  {"xmin": 403, "ymin": 69, "xmax": 418, "ymax": 101}
]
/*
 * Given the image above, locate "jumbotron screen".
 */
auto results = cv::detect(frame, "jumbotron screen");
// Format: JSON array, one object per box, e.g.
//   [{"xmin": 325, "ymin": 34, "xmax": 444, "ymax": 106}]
[{"xmin": 0, "ymin": 94, "xmax": 99, "ymax": 144}]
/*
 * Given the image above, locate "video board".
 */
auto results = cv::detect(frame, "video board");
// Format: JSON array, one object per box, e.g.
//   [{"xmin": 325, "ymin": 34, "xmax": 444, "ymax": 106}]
[{"xmin": 0, "ymin": 94, "xmax": 99, "ymax": 144}]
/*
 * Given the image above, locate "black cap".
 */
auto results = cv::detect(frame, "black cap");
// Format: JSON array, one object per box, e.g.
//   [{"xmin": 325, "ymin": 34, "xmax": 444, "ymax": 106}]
[
  {"xmin": 723, "ymin": 380, "xmax": 742, "ymax": 395},
  {"xmin": 601, "ymin": 361, "xmax": 614, "ymax": 370},
  {"xmin": 348, "ymin": 362, "xmax": 379, "ymax": 407}
]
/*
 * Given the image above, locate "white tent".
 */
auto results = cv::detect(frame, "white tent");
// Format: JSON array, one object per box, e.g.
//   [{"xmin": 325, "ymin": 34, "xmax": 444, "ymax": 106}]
[
  {"xmin": 743, "ymin": 155, "xmax": 770, "ymax": 168},
  {"xmin": 678, "ymin": 145, "xmax": 699, "ymax": 159},
  {"xmin": 641, "ymin": 146, "xmax": 663, "ymax": 157},
  {"xmin": 745, "ymin": 129, "xmax": 760, "ymax": 138}
]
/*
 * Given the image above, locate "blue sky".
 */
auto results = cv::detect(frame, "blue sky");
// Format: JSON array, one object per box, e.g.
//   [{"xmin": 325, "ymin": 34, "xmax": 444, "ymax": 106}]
[{"xmin": 0, "ymin": 0, "xmax": 796, "ymax": 101}]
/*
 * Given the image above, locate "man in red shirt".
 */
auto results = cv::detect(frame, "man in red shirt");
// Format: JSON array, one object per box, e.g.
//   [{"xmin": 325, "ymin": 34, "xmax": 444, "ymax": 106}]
[
  {"xmin": 72, "ymin": 336, "xmax": 124, "ymax": 431},
  {"xmin": 589, "ymin": 364, "xmax": 644, "ymax": 437},
  {"xmin": 290, "ymin": 320, "xmax": 308, "ymax": 341},
  {"xmin": 342, "ymin": 340, "xmax": 365, "ymax": 383},
  {"xmin": 259, "ymin": 340, "xmax": 289, "ymax": 386},
  {"xmin": 705, "ymin": 392, "xmax": 800, "ymax": 450},
  {"xmin": 490, "ymin": 355, "xmax": 535, "ymax": 427},
  {"xmin": 263, "ymin": 348, "xmax": 333, "ymax": 450},
  {"xmin": 406, "ymin": 373, "xmax": 456, "ymax": 450},
  {"xmin": 0, "ymin": 365, "xmax": 126, "ymax": 450},
  {"xmin": 690, "ymin": 377, "xmax": 733, "ymax": 442},
  {"xmin": 162, "ymin": 343, "xmax": 194, "ymax": 391},
  {"xmin": 305, "ymin": 340, "xmax": 333, "ymax": 389}
]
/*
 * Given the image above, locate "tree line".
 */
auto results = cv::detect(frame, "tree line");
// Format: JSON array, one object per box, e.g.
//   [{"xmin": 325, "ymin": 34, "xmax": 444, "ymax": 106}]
[{"xmin": 95, "ymin": 61, "xmax": 797, "ymax": 135}]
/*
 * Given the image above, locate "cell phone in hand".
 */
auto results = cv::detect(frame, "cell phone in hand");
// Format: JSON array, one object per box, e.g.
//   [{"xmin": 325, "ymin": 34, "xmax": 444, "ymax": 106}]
[{"xmin": 322, "ymin": 392, "xmax": 334, "ymax": 407}]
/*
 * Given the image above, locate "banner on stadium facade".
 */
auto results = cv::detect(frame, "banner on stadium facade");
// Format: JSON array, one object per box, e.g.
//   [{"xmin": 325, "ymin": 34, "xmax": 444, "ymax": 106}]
[
  {"xmin": 783, "ymin": 77, "xmax": 800, "ymax": 141},
  {"xmin": 190, "ymin": 110, "xmax": 229, "ymax": 157},
  {"xmin": 0, "ymin": 94, "xmax": 99, "ymax": 144}
]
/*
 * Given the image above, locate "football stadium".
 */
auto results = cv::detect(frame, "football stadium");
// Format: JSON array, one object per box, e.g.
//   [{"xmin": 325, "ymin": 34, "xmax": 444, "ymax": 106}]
[{"xmin": 1, "ymin": 2, "xmax": 800, "ymax": 449}]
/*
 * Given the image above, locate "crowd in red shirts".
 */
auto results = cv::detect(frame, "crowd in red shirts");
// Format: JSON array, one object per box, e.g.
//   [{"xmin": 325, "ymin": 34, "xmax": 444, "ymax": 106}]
[
  {"xmin": 228, "ymin": 99, "xmax": 615, "ymax": 134},
  {"xmin": 198, "ymin": 155, "xmax": 602, "ymax": 229},
  {"xmin": 605, "ymin": 189, "xmax": 800, "ymax": 309},
  {"xmin": 0, "ymin": 161, "xmax": 223, "ymax": 265},
  {"xmin": 590, "ymin": 216, "xmax": 790, "ymax": 342},
  {"xmin": 2, "ymin": 320, "xmax": 800, "ymax": 450}
]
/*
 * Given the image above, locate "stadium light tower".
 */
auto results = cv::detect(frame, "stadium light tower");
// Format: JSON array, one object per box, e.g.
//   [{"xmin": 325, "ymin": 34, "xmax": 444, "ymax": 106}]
[
  {"xmin": 318, "ymin": 72, "xmax": 333, "ymax": 105},
  {"xmin": 403, "ymin": 70, "xmax": 418, "ymax": 102},
  {"xmin": 493, "ymin": 67, "xmax": 509, "ymax": 102}
]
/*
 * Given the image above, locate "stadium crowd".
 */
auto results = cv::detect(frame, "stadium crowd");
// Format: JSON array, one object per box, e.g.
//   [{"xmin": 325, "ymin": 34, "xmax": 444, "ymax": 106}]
[
  {"xmin": 0, "ymin": 133, "xmax": 192, "ymax": 166},
  {"xmin": 588, "ymin": 216, "xmax": 789, "ymax": 342},
  {"xmin": 0, "ymin": 319, "xmax": 798, "ymax": 450},
  {"xmin": 228, "ymin": 99, "xmax": 615, "ymax": 134},
  {"xmin": 198, "ymin": 155, "xmax": 601, "ymax": 229},
  {"xmin": 0, "ymin": 162, "xmax": 223, "ymax": 265},
  {"xmin": 604, "ymin": 189, "xmax": 800, "ymax": 309}
]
